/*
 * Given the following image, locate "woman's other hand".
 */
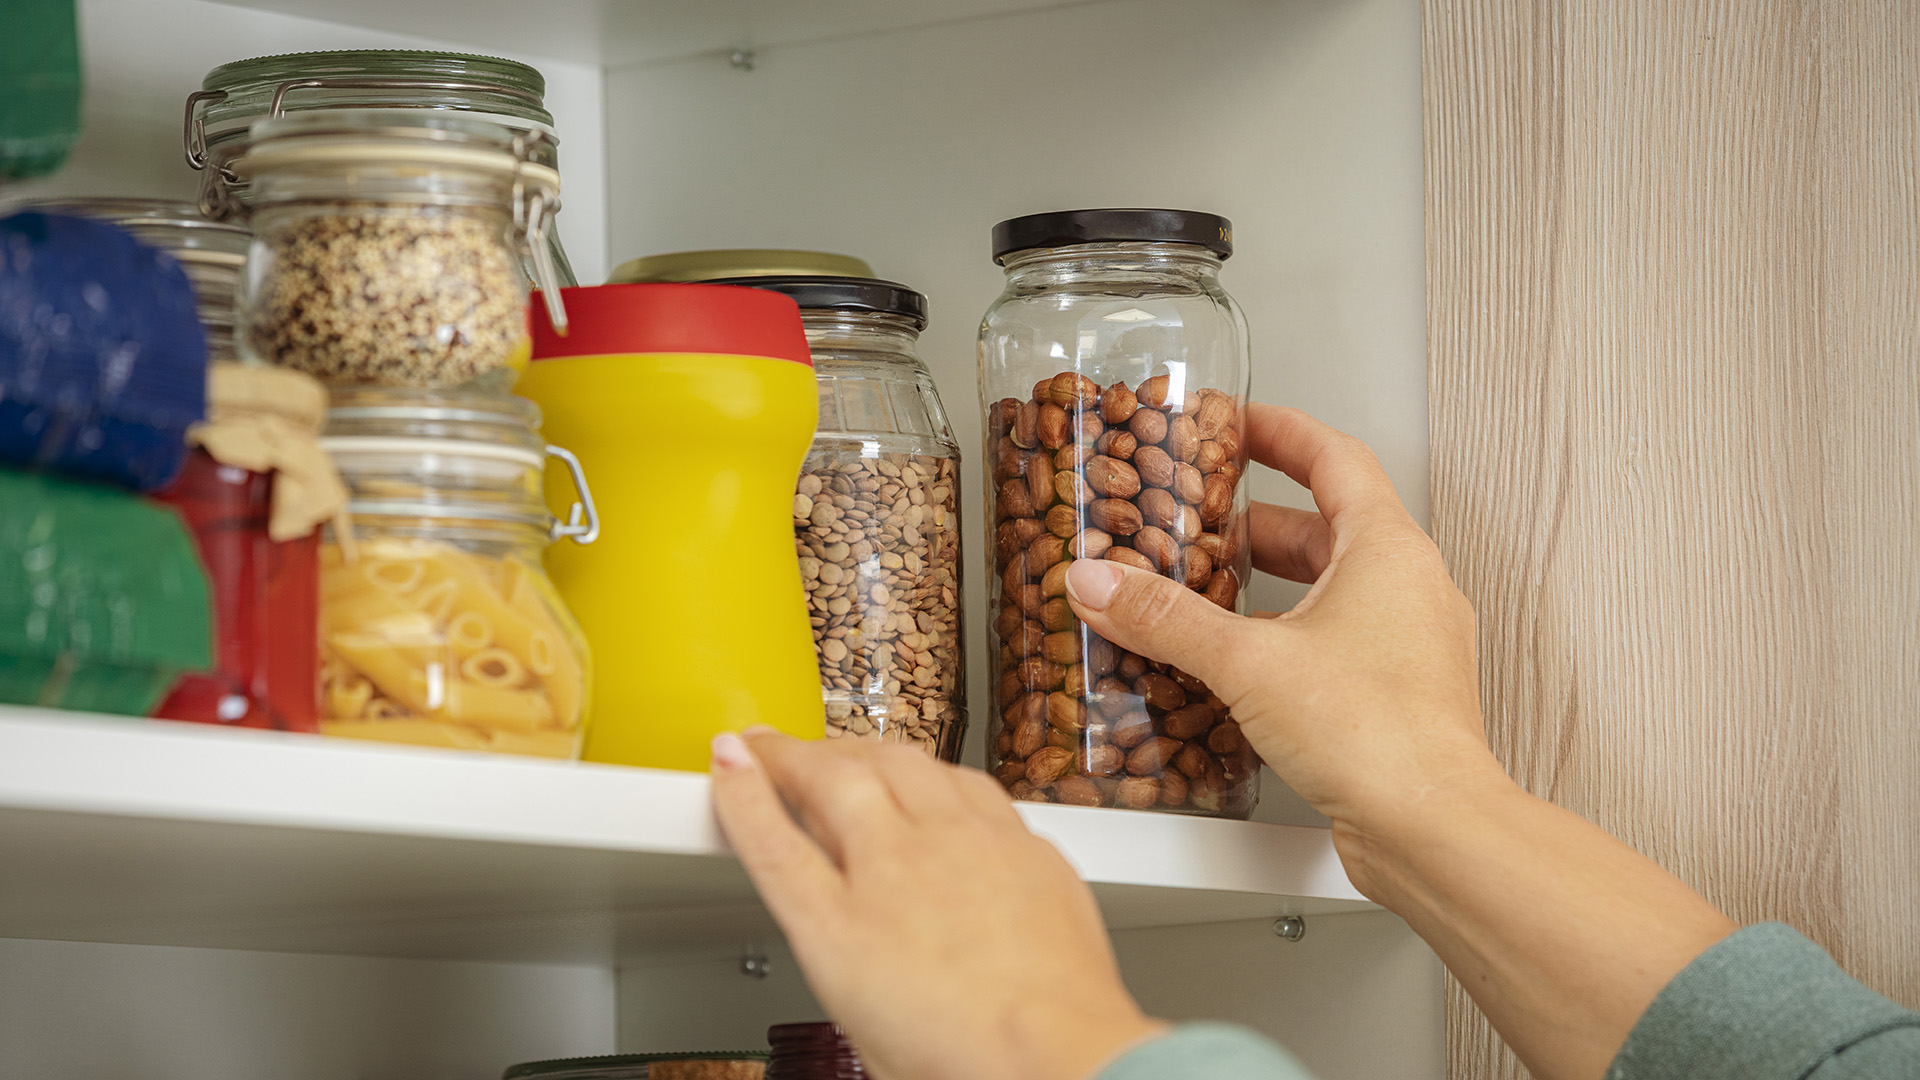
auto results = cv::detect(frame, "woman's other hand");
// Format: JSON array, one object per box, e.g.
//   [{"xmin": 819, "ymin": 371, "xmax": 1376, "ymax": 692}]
[{"xmin": 709, "ymin": 732, "xmax": 1163, "ymax": 1080}]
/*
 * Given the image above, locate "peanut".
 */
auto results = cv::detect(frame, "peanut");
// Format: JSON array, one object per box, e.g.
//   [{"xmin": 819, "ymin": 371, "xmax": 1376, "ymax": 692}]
[{"xmin": 984, "ymin": 370, "xmax": 1258, "ymax": 818}]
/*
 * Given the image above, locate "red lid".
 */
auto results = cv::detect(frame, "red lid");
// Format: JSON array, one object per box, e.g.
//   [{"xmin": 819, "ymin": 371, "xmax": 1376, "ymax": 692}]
[{"xmin": 530, "ymin": 283, "xmax": 812, "ymax": 367}]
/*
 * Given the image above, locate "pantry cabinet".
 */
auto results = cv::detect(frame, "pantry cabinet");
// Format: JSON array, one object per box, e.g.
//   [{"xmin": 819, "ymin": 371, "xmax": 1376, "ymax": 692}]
[{"xmin": 0, "ymin": 0, "xmax": 1441, "ymax": 1077}]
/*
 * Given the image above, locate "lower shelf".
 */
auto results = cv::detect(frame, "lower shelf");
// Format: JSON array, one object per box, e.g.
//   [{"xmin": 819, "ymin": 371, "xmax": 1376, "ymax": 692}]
[{"xmin": 0, "ymin": 709, "xmax": 1370, "ymax": 963}]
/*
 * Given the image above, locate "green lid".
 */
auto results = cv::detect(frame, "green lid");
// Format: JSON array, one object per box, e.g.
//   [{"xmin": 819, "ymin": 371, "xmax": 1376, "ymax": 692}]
[{"xmin": 0, "ymin": 470, "xmax": 211, "ymax": 715}]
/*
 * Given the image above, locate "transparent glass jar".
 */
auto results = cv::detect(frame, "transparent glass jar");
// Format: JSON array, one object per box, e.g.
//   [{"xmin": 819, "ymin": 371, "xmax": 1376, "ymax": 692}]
[
  {"xmin": 183, "ymin": 49, "xmax": 576, "ymax": 286},
  {"xmin": 5, "ymin": 197, "xmax": 249, "ymax": 360},
  {"xmin": 317, "ymin": 387, "xmax": 598, "ymax": 758},
  {"xmin": 711, "ymin": 276, "xmax": 966, "ymax": 760},
  {"xmin": 232, "ymin": 111, "xmax": 565, "ymax": 389},
  {"xmin": 765, "ymin": 1022, "xmax": 867, "ymax": 1080},
  {"xmin": 977, "ymin": 209, "xmax": 1258, "ymax": 818},
  {"xmin": 503, "ymin": 1053, "xmax": 768, "ymax": 1080}
]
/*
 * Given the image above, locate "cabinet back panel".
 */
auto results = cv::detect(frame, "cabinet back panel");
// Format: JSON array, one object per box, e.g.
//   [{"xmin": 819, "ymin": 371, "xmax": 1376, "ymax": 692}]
[
  {"xmin": 603, "ymin": 0, "xmax": 1431, "ymax": 770},
  {"xmin": 0, "ymin": 937, "xmax": 614, "ymax": 1080}
]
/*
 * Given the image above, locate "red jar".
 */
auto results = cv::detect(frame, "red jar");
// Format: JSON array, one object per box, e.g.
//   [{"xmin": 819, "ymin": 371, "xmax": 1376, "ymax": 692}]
[{"xmin": 151, "ymin": 448, "xmax": 320, "ymax": 730}]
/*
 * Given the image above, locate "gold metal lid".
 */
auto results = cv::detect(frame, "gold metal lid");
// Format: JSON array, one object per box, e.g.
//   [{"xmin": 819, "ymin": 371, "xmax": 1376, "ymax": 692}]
[{"xmin": 606, "ymin": 249, "xmax": 874, "ymax": 284}]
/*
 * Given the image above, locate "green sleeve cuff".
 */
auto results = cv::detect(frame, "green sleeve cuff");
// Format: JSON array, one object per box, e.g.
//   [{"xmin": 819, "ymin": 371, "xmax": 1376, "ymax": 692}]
[
  {"xmin": 1608, "ymin": 923, "xmax": 1920, "ymax": 1080},
  {"xmin": 1098, "ymin": 1023, "xmax": 1317, "ymax": 1080}
]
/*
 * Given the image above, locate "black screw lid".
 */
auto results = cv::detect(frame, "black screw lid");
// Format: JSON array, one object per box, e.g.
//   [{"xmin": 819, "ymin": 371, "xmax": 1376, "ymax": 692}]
[
  {"xmin": 991, "ymin": 207, "xmax": 1233, "ymax": 264},
  {"xmin": 701, "ymin": 276, "xmax": 927, "ymax": 331}
]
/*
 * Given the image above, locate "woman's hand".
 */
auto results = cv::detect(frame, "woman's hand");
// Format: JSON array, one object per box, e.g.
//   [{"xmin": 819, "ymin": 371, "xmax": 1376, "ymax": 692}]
[
  {"xmin": 709, "ymin": 732, "xmax": 1164, "ymax": 1080},
  {"xmin": 1066, "ymin": 403, "xmax": 1735, "ymax": 1080},
  {"xmin": 1063, "ymin": 403, "xmax": 1504, "ymax": 883}
]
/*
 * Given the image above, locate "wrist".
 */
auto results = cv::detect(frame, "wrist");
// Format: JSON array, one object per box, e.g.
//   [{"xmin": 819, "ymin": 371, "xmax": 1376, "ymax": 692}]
[
  {"xmin": 1324, "ymin": 742, "xmax": 1518, "ymax": 904},
  {"xmin": 997, "ymin": 996, "xmax": 1166, "ymax": 1080}
]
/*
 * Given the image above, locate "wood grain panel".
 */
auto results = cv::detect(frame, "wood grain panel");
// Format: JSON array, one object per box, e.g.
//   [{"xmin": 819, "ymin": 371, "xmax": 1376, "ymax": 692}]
[{"xmin": 1422, "ymin": 2, "xmax": 1919, "ymax": 1076}]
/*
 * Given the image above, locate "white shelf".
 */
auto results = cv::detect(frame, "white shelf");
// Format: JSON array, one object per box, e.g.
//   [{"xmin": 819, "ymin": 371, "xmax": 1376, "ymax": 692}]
[
  {"xmin": 206, "ymin": 0, "xmax": 1095, "ymax": 66},
  {"xmin": 0, "ymin": 709, "xmax": 1368, "ymax": 964}
]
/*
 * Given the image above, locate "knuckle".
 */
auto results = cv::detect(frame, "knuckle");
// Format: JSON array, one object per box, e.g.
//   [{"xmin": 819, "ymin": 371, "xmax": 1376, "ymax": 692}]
[{"xmin": 1119, "ymin": 571, "xmax": 1190, "ymax": 629}]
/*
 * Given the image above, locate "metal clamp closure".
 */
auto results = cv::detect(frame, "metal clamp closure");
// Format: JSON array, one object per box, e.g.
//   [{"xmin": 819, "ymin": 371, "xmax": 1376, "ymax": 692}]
[
  {"xmin": 183, "ymin": 89, "xmax": 231, "ymax": 171},
  {"xmin": 512, "ymin": 130, "xmax": 569, "ymax": 335},
  {"xmin": 544, "ymin": 445, "xmax": 599, "ymax": 544}
]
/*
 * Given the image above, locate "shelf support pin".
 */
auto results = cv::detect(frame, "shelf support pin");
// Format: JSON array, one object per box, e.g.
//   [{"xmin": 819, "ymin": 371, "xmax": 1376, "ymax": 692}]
[
  {"xmin": 729, "ymin": 49, "xmax": 757, "ymax": 72},
  {"xmin": 740, "ymin": 951, "xmax": 772, "ymax": 979},
  {"xmin": 1272, "ymin": 916, "xmax": 1307, "ymax": 942}
]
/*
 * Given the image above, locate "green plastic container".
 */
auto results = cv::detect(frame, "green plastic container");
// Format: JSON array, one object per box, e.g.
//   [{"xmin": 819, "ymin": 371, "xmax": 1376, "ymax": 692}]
[
  {"xmin": 0, "ymin": 470, "xmax": 212, "ymax": 715},
  {"xmin": 0, "ymin": 0, "xmax": 81, "ymax": 181}
]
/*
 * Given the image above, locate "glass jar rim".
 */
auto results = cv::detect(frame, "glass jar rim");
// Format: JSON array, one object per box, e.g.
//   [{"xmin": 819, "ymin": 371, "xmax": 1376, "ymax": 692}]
[
  {"xmin": 997, "ymin": 240, "xmax": 1226, "ymax": 274},
  {"xmin": 233, "ymin": 110, "xmax": 559, "ymax": 188},
  {"xmin": 321, "ymin": 435, "xmax": 550, "ymax": 531},
  {"xmin": 200, "ymin": 50, "xmax": 552, "ymax": 138},
  {"xmin": 318, "ymin": 435, "xmax": 545, "ymax": 470},
  {"xmin": 204, "ymin": 49, "xmax": 546, "ymax": 96},
  {"xmin": 5, "ymin": 197, "xmax": 250, "ymax": 258}
]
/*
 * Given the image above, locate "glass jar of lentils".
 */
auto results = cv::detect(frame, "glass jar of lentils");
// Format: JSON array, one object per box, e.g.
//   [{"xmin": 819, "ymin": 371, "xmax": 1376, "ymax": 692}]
[
  {"xmin": 977, "ymin": 209, "xmax": 1258, "ymax": 818},
  {"xmin": 231, "ymin": 110, "xmax": 567, "ymax": 391},
  {"xmin": 710, "ymin": 276, "xmax": 966, "ymax": 760}
]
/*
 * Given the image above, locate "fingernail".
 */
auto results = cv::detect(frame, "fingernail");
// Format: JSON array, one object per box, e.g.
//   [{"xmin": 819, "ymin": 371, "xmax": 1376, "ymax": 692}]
[
  {"xmin": 1066, "ymin": 559, "xmax": 1124, "ymax": 611},
  {"xmin": 711, "ymin": 732, "xmax": 754, "ymax": 772},
  {"xmin": 740, "ymin": 724, "xmax": 778, "ymax": 737}
]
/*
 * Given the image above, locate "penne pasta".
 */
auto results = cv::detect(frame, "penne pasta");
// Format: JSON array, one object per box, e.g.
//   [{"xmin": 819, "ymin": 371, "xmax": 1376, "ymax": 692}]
[
  {"xmin": 504, "ymin": 561, "xmax": 589, "ymax": 728},
  {"xmin": 326, "ymin": 632, "xmax": 444, "ymax": 713},
  {"xmin": 436, "ymin": 678, "xmax": 554, "ymax": 734},
  {"xmin": 460, "ymin": 647, "xmax": 525, "ymax": 688},
  {"xmin": 447, "ymin": 611, "xmax": 493, "ymax": 657},
  {"xmin": 317, "ymin": 537, "xmax": 587, "ymax": 758},
  {"xmin": 364, "ymin": 558, "xmax": 425, "ymax": 593},
  {"xmin": 326, "ymin": 673, "xmax": 374, "ymax": 719}
]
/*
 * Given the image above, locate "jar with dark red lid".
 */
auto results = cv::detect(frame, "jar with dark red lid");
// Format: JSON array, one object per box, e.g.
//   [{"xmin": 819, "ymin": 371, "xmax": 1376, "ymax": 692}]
[{"xmin": 765, "ymin": 1023, "xmax": 867, "ymax": 1080}]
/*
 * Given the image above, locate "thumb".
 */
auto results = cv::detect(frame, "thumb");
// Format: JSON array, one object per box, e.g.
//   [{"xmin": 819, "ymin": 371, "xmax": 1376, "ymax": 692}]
[{"xmin": 1065, "ymin": 559, "xmax": 1252, "ymax": 694}]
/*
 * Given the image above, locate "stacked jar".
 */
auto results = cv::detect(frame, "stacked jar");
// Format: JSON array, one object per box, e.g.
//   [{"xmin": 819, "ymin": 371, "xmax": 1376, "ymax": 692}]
[
  {"xmin": 978, "ymin": 209, "xmax": 1261, "ymax": 818},
  {"xmin": 609, "ymin": 253, "xmax": 968, "ymax": 761},
  {"xmin": 184, "ymin": 49, "xmax": 578, "ymax": 286},
  {"xmin": 9, "ymin": 198, "xmax": 250, "ymax": 360},
  {"xmin": 706, "ymin": 276, "xmax": 967, "ymax": 760},
  {"xmin": 229, "ymin": 107, "xmax": 596, "ymax": 758},
  {"xmin": 4, "ymin": 198, "xmax": 335, "ymax": 732}
]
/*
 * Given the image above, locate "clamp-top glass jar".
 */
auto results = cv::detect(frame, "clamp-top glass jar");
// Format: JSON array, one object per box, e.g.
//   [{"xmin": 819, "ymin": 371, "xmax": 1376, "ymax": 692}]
[
  {"xmin": 232, "ymin": 110, "xmax": 567, "ymax": 390},
  {"xmin": 708, "ymin": 276, "xmax": 966, "ymax": 760},
  {"xmin": 318, "ymin": 387, "xmax": 597, "ymax": 758},
  {"xmin": 7, "ymin": 197, "xmax": 250, "ymax": 360},
  {"xmin": 183, "ymin": 49, "xmax": 577, "ymax": 286},
  {"xmin": 978, "ymin": 208, "xmax": 1260, "ymax": 818}
]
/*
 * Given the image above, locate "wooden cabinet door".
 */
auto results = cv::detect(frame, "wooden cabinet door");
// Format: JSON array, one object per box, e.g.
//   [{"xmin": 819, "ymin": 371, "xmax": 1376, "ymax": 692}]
[{"xmin": 1422, "ymin": 3, "xmax": 1919, "ymax": 1075}]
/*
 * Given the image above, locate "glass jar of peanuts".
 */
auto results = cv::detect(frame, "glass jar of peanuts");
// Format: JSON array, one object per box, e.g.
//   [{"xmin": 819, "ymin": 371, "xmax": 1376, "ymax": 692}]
[
  {"xmin": 706, "ymin": 276, "xmax": 967, "ymax": 761},
  {"xmin": 232, "ymin": 110, "xmax": 569, "ymax": 391},
  {"xmin": 317, "ymin": 387, "xmax": 599, "ymax": 758},
  {"xmin": 977, "ymin": 209, "xmax": 1259, "ymax": 818}
]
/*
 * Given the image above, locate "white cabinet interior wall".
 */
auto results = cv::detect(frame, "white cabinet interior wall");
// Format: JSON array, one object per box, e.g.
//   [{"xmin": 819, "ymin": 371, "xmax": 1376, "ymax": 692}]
[{"xmin": 1, "ymin": 0, "xmax": 1440, "ymax": 1077}]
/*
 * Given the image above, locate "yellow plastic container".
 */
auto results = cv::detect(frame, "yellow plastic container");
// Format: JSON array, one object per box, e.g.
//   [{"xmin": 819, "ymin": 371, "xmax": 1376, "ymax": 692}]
[{"xmin": 521, "ymin": 284, "xmax": 825, "ymax": 771}]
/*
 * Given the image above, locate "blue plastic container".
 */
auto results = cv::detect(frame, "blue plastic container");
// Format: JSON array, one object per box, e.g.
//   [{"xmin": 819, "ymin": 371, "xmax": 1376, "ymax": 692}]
[{"xmin": 0, "ymin": 211, "xmax": 208, "ymax": 491}]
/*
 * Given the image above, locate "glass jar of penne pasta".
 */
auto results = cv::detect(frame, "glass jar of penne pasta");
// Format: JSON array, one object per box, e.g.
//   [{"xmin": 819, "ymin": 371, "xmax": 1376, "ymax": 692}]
[{"xmin": 317, "ymin": 387, "xmax": 598, "ymax": 758}]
